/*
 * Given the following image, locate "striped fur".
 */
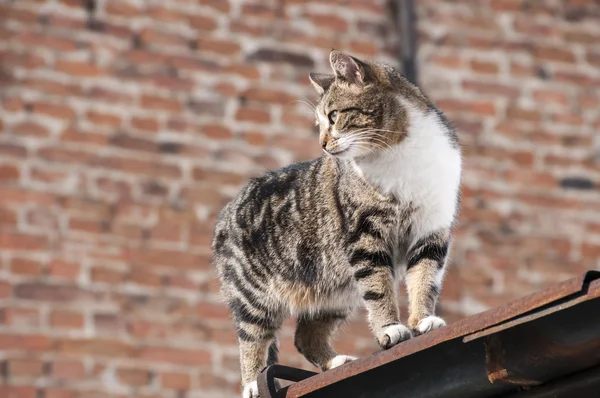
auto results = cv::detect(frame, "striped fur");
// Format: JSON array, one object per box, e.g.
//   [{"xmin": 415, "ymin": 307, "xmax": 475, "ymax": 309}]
[{"xmin": 212, "ymin": 51, "xmax": 462, "ymax": 397}]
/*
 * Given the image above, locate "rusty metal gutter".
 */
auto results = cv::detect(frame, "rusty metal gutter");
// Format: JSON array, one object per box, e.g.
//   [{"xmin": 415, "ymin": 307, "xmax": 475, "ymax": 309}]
[{"xmin": 258, "ymin": 271, "xmax": 600, "ymax": 397}]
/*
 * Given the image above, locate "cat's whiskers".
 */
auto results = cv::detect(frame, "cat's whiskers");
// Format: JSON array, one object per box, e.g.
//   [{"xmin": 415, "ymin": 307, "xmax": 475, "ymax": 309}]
[
  {"xmin": 342, "ymin": 132, "xmax": 393, "ymax": 152},
  {"xmin": 344, "ymin": 138, "xmax": 389, "ymax": 153}
]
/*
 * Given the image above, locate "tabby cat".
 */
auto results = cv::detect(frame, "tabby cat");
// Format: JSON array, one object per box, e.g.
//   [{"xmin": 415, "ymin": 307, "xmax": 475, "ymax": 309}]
[{"xmin": 212, "ymin": 50, "xmax": 462, "ymax": 398}]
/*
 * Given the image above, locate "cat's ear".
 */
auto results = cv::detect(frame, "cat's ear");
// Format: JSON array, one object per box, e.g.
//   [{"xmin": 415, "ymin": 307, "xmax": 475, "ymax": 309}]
[
  {"xmin": 309, "ymin": 72, "xmax": 334, "ymax": 94},
  {"xmin": 329, "ymin": 50, "xmax": 366, "ymax": 86}
]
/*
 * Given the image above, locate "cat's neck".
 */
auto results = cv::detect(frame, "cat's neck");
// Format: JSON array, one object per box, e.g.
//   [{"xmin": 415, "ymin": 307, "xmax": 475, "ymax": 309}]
[{"xmin": 351, "ymin": 104, "xmax": 461, "ymax": 201}]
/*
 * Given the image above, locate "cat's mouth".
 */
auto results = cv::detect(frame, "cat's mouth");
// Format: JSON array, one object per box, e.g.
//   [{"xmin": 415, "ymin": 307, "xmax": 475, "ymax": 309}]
[{"xmin": 324, "ymin": 147, "xmax": 350, "ymax": 156}]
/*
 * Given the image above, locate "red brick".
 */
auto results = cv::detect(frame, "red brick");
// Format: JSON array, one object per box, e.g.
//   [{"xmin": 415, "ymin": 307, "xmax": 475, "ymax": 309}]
[
  {"xmin": 243, "ymin": 88, "xmax": 296, "ymax": 104},
  {"xmin": 38, "ymin": 146, "xmax": 95, "ymax": 164},
  {"xmin": 69, "ymin": 218, "xmax": 105, "ymax": 234},
  {"xmin": 196, "ymin": 38, "xmax": 240, "ymax": 55},
  {"xmin": 0, "ymin": 143, "xmax": 27, "ymax": 158},
  {"xmin": 235, "ymin": 107, "xmax": 270, "ymax": 124},
  {"xmin": 43, "ymin": 388, "xmax": 76, "ymax": 398},
  {"xmin": 0, "ymin": 386, "xmax": 37, "ymax": 398},
  {"xmin": 0, "ymin": 206, "xmax": 17, "ymax": 226},
  {"xmin": 0, "ymin": 232, "xmax": 49, "ymax": 251},
  {"xmin": 470, "ymin": 60, "xmax": 499, "ymax": 74},
  {"xmin": 131, "ymin": 249, "xmax": 208, "ymax": 271},
  {"xmin": 51, "ymin": 360, "xmax": 86, "ymax": 381},
  {"xmin": 19, "ymin": 32, "xmax": 77, "ymax": 52},
  {"xmin": 116, "ymin": 368, "xmax": 151, "ymax": 387},
  {"xmin": 0, "ymin": 164, "xmax": 20, "ymax": 182},
  {"xmin": 196, "ymin": 302, "xmax": 230, "ymax": 320},
  {"xmin": 161, "ymin": 371, "xmax": 191, "ymax": 390},
  {"xmin": 94, "ymin": 313, "xmax": 123, "ymax": 332},
  {"xmin": 241, "ymin": 131, "xmax": 268, "ymax": 146},
  {"xmin": 0, "ymin": 307, "xmax": 39, "ymax": 327},
  {"xmin": 140, "ymin": 95, "xmax": 182, "ymax": 112},
  {"xmin": 198, "ymin": 0, "xmax": 230, "ymax": 13},
  {"xmin": 7, "ymin": 358, "xmax": 45, "ymax": 377},
  {"xmin": 10, "ymin": 258, "xmax": 44, "ymax": 276},
  {"xmin": 105, "ymin": 0, "xmax": 141, "ymax": 17},
  {"xmin": 226, "ymin": 64, "xmax": 261, "ymax": 79},
  {"xmin": 307, "ymin": 13, "xmax": 348, "ymax": 31},
  {"xmin": 148, "ymin": 223, "xmax": 183, "ymax": 242},
  {"xmin": 129, "ymin": 267, "xmax": 162, "ymax": 287},
  {"xmin": 147, "ymin": 5, "xmax": 184, "ymax": 22},
  {"xmin": 491, "ymin": 0, "xmax": 523, "ymax": 11},
  {"xmin": 15, "ymin": 283, "xmax": 93, "ymax": 302},
  {"xmin": 462, "ymin": 81, "xmax": 520, "ymax": 98},
  {"xmin": 506, "ymin": 106, "xmax": 542, "ymax": 122},
  {"xmin": 188, "ymin": 15, "xmax": 218, "ymax": 31},
  {"xmin": 50, "ymin": 310, "xmax": 85, "ymax": 329},
  {"xmin": 432, "ymin": 55, "xmax": 463, "ymax": 69},
  {"xmin": 532, "ymin": 89, "xmax": 569, "ymax": 105},
  {"xmin": 98, "ymin": 156, "xmax": 181, "ymax": 179},
  {"xmin": 534, "ymin": 46, "xmax": 576, "ymax": 63},
  {"xmin": 3, "ymin": 97, "xmax": 24, "ymax": 112},
  {"xmin": 193, "ymin": 168, "xmax": 244, "ymax": 185},
  {"xmin": 139, "ymin": 28, "xmax": 188, "ymax": 48},
  {"xmin": 22, "ymin": 78, "xmax": 84, "ymax": 96},
  {"xmin": 349, "ymin": 40, "xmax": 379, "ymax": 56},
  {"xmin": 138, "ymin": 346, "xmax": 211, "ymax": 366},
  {"xmin": 202, "ymin": 124, "xmax": 232, "ymax": 140},
  {"xmin": 48, "ymin": 260, "xmax": 80, "ymax": 280},
  {"xmin": 86, "ymin": 111, "xmax": 121, "ymax": 127},
  {"xmin": 131, "ymin": 116, "xmax": 159, "ymax": 132},
  {"xmin": 0, "ymin": 333, "xmax": 52, "ymax": 351},
  {"xmin": 0, "ymin": 281, "xmax": 12, "ymax": 298},
  {"xmin": 31, "ymin": 167, "xmax": 71, "ymax": 185},
  {"xmin": 56, "ymin": 60, "xmax": 102, "ymax": 77},
  {"xmin": 57, "ymin": 338, "xmax": 133, "ymax": 357},
  {"xmin": 581, "ymin": 243, "xmax": 600, "ymax": 260},
  {"xmin": 12, "ymin": 121, "xmax": 50, "ymax": 137}
]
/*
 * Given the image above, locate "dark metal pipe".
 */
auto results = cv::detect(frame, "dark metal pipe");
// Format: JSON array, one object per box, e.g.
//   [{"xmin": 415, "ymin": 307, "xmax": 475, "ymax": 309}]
[{"xmin": 397, "ymin": 0, "xmax": 418, "ymax": 84}]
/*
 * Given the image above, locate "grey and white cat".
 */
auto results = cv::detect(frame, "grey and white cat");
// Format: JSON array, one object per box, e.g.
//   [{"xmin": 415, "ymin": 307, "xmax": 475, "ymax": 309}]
[{"xmin": 212, "ymin": 50, "xmax": 462, "ymax": 398}]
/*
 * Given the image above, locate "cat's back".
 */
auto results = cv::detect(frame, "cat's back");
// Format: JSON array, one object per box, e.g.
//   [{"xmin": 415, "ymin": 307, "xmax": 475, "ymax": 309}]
[{"xmin": 212, "ymin": 157, "xmax": 326, "ymax": 254}]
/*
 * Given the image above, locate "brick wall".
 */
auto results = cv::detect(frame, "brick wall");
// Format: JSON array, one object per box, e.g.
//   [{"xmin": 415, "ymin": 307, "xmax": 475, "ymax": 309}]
[{"xmin": 0, "ymin": 0, "xmax": 599, "ymax": 397}]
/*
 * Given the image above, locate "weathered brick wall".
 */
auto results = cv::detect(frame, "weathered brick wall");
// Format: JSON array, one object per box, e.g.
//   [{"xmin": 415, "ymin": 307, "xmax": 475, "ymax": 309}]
[{"xmin": 0, "ymin": 0, "xmax": 598, "ymax": 397}]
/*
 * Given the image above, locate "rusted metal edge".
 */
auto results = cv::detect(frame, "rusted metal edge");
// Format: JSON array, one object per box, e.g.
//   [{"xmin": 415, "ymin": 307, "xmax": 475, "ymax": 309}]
[
  {"xmin": 465, "ymin": 277, "xmax": 600, "ymax": 343},
  {"xmin": 483, "ymin": 280, "xmax": 600, "ymax": 387},
  {"xmin": 276, "ymin": 271, "xmax": 600, "ymax": 397}
]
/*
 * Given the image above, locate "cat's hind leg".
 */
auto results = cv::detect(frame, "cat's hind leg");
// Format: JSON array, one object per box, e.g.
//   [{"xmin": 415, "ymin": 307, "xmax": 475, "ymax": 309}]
[
  {"xmin": 230, "ymin": 297, "xmax": 283, "ymax": 398},
  {"xmin": 294, "ymin": 310, "xmax": 356, "ymax": 371}
]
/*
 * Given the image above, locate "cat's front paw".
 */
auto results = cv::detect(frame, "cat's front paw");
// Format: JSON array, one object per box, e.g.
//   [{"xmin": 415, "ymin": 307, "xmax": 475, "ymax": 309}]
[
  {"xmin": 243, "ymin": 381, "xmax": 259, "ymax": 398},
  {"xmin": 328, "ymin": 354, "xmax": 357, "ymax": 369},
  {"xmin": 378, "ymin": 324, "xmax": 412, "ymax": 349},
  {"xmin": 413, "ymin": 315, "xmax": 446, "ymax": 335}
]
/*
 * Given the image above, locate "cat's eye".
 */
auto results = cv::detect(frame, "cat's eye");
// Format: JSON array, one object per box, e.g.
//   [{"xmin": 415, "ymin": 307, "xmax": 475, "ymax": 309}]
[{"xmin": 328, "ymin": 110, "xmax": 338, "ymax": 125}]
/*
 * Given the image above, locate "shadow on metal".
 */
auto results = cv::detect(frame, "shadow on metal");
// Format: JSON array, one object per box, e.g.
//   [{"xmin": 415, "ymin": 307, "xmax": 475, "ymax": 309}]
[{"xmin": 258, "ymin": 271, "xmax": 600, "ymax": 398}]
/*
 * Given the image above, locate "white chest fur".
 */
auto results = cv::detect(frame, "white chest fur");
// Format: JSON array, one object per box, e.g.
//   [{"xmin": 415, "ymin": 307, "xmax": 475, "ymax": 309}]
[{"xmin": 354, "ymin": 103, "xmax": 462, "ymax": 241}]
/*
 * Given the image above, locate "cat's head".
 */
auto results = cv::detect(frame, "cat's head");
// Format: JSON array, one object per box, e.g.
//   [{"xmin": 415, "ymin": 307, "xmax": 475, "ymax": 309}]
[{"xmin": 309, "ymin": 50, "xmax": 428, "ymax": 159}]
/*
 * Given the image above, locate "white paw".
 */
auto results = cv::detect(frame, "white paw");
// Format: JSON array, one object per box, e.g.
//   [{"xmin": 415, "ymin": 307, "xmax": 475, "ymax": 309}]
[
  {"xmin": 417, "ymin": 315, "xmax": 446, "ymax": 334},
  {"xmin": 330, "ymin": 354, "xmax": 357, "ymax": 369},
  {"xmin": 380, "ymin": 324, "xmax": 412, "ymax": 349},
  {"xmin": 243, "ymin": 381, "xmax": 258, "ymax": 398}
]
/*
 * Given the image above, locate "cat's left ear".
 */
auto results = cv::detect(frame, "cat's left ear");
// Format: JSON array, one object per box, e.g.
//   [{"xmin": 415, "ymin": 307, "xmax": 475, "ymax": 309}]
[
  {"xmin": 329, "ymin": 50, "xmax": 366, "ymax": 86},
  {"xmin": 309, "ymin": 72, "xmax": 334, "ymax": 94}
]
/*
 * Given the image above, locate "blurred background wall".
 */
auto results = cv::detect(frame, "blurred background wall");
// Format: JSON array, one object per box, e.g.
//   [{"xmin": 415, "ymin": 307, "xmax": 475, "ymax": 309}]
[{"xmin": 0, "ymin": 0, "xmax": 599, "ymax": 397}]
